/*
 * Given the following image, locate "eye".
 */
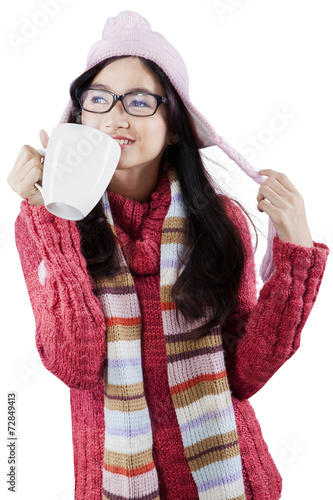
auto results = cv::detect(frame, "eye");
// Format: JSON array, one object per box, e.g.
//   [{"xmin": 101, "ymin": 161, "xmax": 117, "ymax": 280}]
[
  {"xmin": 128, "ymin": 97, "xmax": 151, "ymax": 108},
  {"xmin": 125, "ymin": 92, "xmax": 156, "ymax": 109},
  {"xmin": 81, "ymin": 89, "xmax": 111, "ymax": 109},
  {"xmin": 91, "ymin": 95, "xmax": 108, "ymax": 104},
  {"xmin": 132, "ymin": 100, "xmax": 148, "ymax": 107}
]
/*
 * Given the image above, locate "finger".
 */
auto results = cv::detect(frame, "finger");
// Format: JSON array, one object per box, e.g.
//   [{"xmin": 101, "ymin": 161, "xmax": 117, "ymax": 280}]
[
  {"xmin": 17, "ymin": 157, "xmax": 43, "ymax": 184},
  {"xmin": 10, "ymin": 148, "xmax": 39, "ymax": 183},
  {"xmin": 260, "ymin": 177, "xmax": 290, "ymax": 197},
  {"xmin": 257, "ymin": 185, "xmax": 284, "ymax": 207},
  {"xmin": 258, "ymin": 169, "xmax": 298, "ymax": 193},
  {"xmin": 257, "ymin": 177, "xmax": 294, "ymax": 207},
  {"xmin": 14, "ymin": 145, "xmax": 38, "ymax": 166},
  {"xmin": 39, "ymin": 129, "xmax": 49, "ymax": 149},
  {"xmin": 257, "ymin": 199, "xmax": 279, "ymax": 218},
  {"xmin": 25, "ymin": 164, "xmax": 43, "ymax": 187},
  {"xmin": 14, "ymin": 165, "xmax": 43, "ymax": 201}
]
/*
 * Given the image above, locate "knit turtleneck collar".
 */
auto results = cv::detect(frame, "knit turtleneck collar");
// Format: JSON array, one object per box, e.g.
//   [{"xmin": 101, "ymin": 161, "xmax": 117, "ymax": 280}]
[{"xmin": 107, "ymin": 167, "xmax": 172, "ymax": 275}]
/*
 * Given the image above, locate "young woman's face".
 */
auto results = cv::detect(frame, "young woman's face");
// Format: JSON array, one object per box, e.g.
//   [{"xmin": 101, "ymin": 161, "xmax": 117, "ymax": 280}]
[{"xmin": 81, "ymin": 56, "xmax": 173, "ymax": 174}]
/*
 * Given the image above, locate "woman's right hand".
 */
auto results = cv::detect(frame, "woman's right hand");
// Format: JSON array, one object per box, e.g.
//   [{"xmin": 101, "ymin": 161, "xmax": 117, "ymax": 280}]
[{"xmin": 7, "ymin": 129, "xmax": 49, "ymax": 206}]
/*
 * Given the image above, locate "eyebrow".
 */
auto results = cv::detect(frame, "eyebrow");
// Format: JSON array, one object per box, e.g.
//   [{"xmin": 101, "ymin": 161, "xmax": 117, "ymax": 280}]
[{"xmin": 89, "ymin": 83, "xmax": 155, "ymax": 94}]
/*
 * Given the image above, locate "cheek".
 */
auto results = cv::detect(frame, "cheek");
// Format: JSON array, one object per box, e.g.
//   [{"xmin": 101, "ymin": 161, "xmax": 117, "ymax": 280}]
[
  {"xmin": 81, "ymin": 112, "xmax": 99, "ymax": 128},
  {"xmin": 144, "ymin": 118, "xmax": 170, "ymax": 148}
]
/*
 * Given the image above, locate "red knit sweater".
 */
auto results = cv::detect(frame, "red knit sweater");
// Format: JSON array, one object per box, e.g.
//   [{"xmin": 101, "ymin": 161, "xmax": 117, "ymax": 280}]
[{"xmin": 15, "ymin": 168, "xmax": 329, "ymax": 499}]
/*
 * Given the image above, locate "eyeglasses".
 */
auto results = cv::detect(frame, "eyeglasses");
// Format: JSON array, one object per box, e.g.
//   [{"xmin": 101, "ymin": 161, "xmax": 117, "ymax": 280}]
[{"xmin": 76, "ymin": 88, "xmax": 169, "ymax": 117}]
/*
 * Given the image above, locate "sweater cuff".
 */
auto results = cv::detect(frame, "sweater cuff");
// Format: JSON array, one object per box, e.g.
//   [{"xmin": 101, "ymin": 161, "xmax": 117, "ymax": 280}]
[
  {"xmin": 18, "ymin": 200, "xmax": 85, "ymax": 271},
  {"xmin": 20, "ymin": 199, "xmax": 62, "ymax": 224},
  {"xmin": 272, "ymin": 235, "xmax": 330, "ymax": 279}
]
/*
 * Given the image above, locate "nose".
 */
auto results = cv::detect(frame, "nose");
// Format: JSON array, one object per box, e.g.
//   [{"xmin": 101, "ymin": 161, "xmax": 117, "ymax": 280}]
[{"xmin": 102, "ymin": 99, "xmax": 129, "ymax": 129}]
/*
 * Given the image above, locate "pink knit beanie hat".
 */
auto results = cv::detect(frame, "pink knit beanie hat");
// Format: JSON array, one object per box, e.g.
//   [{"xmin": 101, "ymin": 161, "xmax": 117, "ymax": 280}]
[{"xmin": 59, "ymin": 10, "xmax": 276, "ymax": 282}]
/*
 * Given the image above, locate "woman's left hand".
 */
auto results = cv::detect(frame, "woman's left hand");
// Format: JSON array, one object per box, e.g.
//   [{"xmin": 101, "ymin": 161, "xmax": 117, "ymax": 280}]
[{"xmin": 257, "ymin": 169, "xmax": 314, "ymax": 248}]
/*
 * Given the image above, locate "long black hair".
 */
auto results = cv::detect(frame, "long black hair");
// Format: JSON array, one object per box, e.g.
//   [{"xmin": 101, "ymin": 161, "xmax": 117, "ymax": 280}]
[{"xmin": 67, "ymin": 55, "xmax": 258, "ymax": 340}]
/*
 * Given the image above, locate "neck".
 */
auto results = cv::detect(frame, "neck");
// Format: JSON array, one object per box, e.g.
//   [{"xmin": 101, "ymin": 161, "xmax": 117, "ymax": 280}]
[{"xmin": 107, "ymin": 164, "xmax": 162, "ymax": 203}]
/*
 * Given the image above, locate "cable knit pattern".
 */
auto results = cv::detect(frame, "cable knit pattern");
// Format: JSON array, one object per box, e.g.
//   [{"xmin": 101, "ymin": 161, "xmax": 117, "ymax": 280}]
[
  {"xmin": 14, "ymin": 168, "xmax": 329, "ymax": 499},
  {"xmin": 107, "ymin": 168, "xmax": 170, "ymax": 275}
]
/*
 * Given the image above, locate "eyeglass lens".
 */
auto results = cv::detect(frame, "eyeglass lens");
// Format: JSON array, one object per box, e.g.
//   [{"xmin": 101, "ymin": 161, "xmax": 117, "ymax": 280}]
[{"xmin": 80, "ymin": 89, "xmax": 158, "ymax": 116}]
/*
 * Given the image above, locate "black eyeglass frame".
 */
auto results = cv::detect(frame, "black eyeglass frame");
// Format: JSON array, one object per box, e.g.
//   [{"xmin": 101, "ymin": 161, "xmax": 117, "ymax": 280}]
[{"xmin": 75, "ymin": 88, "xmax": 169, "ymax": 117}]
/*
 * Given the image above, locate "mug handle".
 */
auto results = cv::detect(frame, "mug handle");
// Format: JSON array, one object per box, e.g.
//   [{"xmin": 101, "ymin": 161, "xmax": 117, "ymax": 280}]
[{"xmin": 34, "ymin": 148, "xmax": 46, "ymax": 197}]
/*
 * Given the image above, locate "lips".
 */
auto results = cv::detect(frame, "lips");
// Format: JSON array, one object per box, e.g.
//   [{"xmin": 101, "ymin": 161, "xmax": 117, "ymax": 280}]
[{"xmin": 111, "ymin": 135, "xmax": 135, "ymax": 146}]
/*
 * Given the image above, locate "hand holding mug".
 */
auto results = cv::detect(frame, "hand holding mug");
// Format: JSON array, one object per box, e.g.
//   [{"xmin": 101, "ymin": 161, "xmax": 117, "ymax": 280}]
[
  {"xmin": 8, "ymin": 124, "xmax": 121, "ymax": 220},
  {"xmin": 7, "ymin": 129, "xmax": 50, "ymax": 206}
]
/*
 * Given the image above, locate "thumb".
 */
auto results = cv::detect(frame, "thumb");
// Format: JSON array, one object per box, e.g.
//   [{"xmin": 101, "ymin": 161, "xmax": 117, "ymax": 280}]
[{"xmin": 39, "ymin": 129, "xmax": 49, "ymax": 149}]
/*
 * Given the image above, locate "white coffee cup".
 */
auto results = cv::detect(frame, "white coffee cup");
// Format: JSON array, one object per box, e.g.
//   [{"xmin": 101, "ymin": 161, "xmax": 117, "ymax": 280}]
[{"xmin": 35, "ymin": 123, "xmax": 121, "ymax": 220}]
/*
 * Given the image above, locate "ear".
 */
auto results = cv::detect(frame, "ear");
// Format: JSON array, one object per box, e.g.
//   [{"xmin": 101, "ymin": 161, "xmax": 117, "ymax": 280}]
[{"xmin": 168, "ymin": 134, "xmax": 181, "ymax": 146}]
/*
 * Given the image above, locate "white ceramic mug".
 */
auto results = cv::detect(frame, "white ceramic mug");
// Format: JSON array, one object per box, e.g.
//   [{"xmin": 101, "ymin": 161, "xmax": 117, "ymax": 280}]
[{"xmin": 35, "ymin": 123, "xmax": 121, "ymax": 220}]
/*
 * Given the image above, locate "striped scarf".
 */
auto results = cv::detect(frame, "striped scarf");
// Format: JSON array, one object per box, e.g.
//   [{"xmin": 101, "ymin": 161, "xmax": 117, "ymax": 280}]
[{"xmin": 95, "ymin": 167, "xmax": 246, "ymax": 500}]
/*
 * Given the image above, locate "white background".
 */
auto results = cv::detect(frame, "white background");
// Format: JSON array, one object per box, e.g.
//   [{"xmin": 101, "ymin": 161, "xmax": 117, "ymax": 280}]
[{"xmin": 1, "ymin": 1, "xmax": 332, "ymax": 499}]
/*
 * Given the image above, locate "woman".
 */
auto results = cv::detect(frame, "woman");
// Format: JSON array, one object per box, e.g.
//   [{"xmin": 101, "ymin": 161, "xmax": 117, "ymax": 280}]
[{"xmin": 8, "ymin": 11, "xmax": 329, "ymax": 500}]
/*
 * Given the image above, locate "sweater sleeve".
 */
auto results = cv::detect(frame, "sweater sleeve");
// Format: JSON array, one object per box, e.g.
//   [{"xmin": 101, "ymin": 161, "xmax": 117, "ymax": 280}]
[
  {"xmin": 15, "ymin": 200, "xmax": 107, "ymax": 390},
  {"xmin": 222, "ymin": 198, "xmax": 330, "ymax": 400}
]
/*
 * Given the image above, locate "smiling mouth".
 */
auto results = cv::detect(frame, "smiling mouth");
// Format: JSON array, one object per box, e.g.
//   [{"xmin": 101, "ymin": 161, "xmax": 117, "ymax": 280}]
[{"xmin": 114, "ymin": 139, "xmax": 134, "ymax": 145}]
